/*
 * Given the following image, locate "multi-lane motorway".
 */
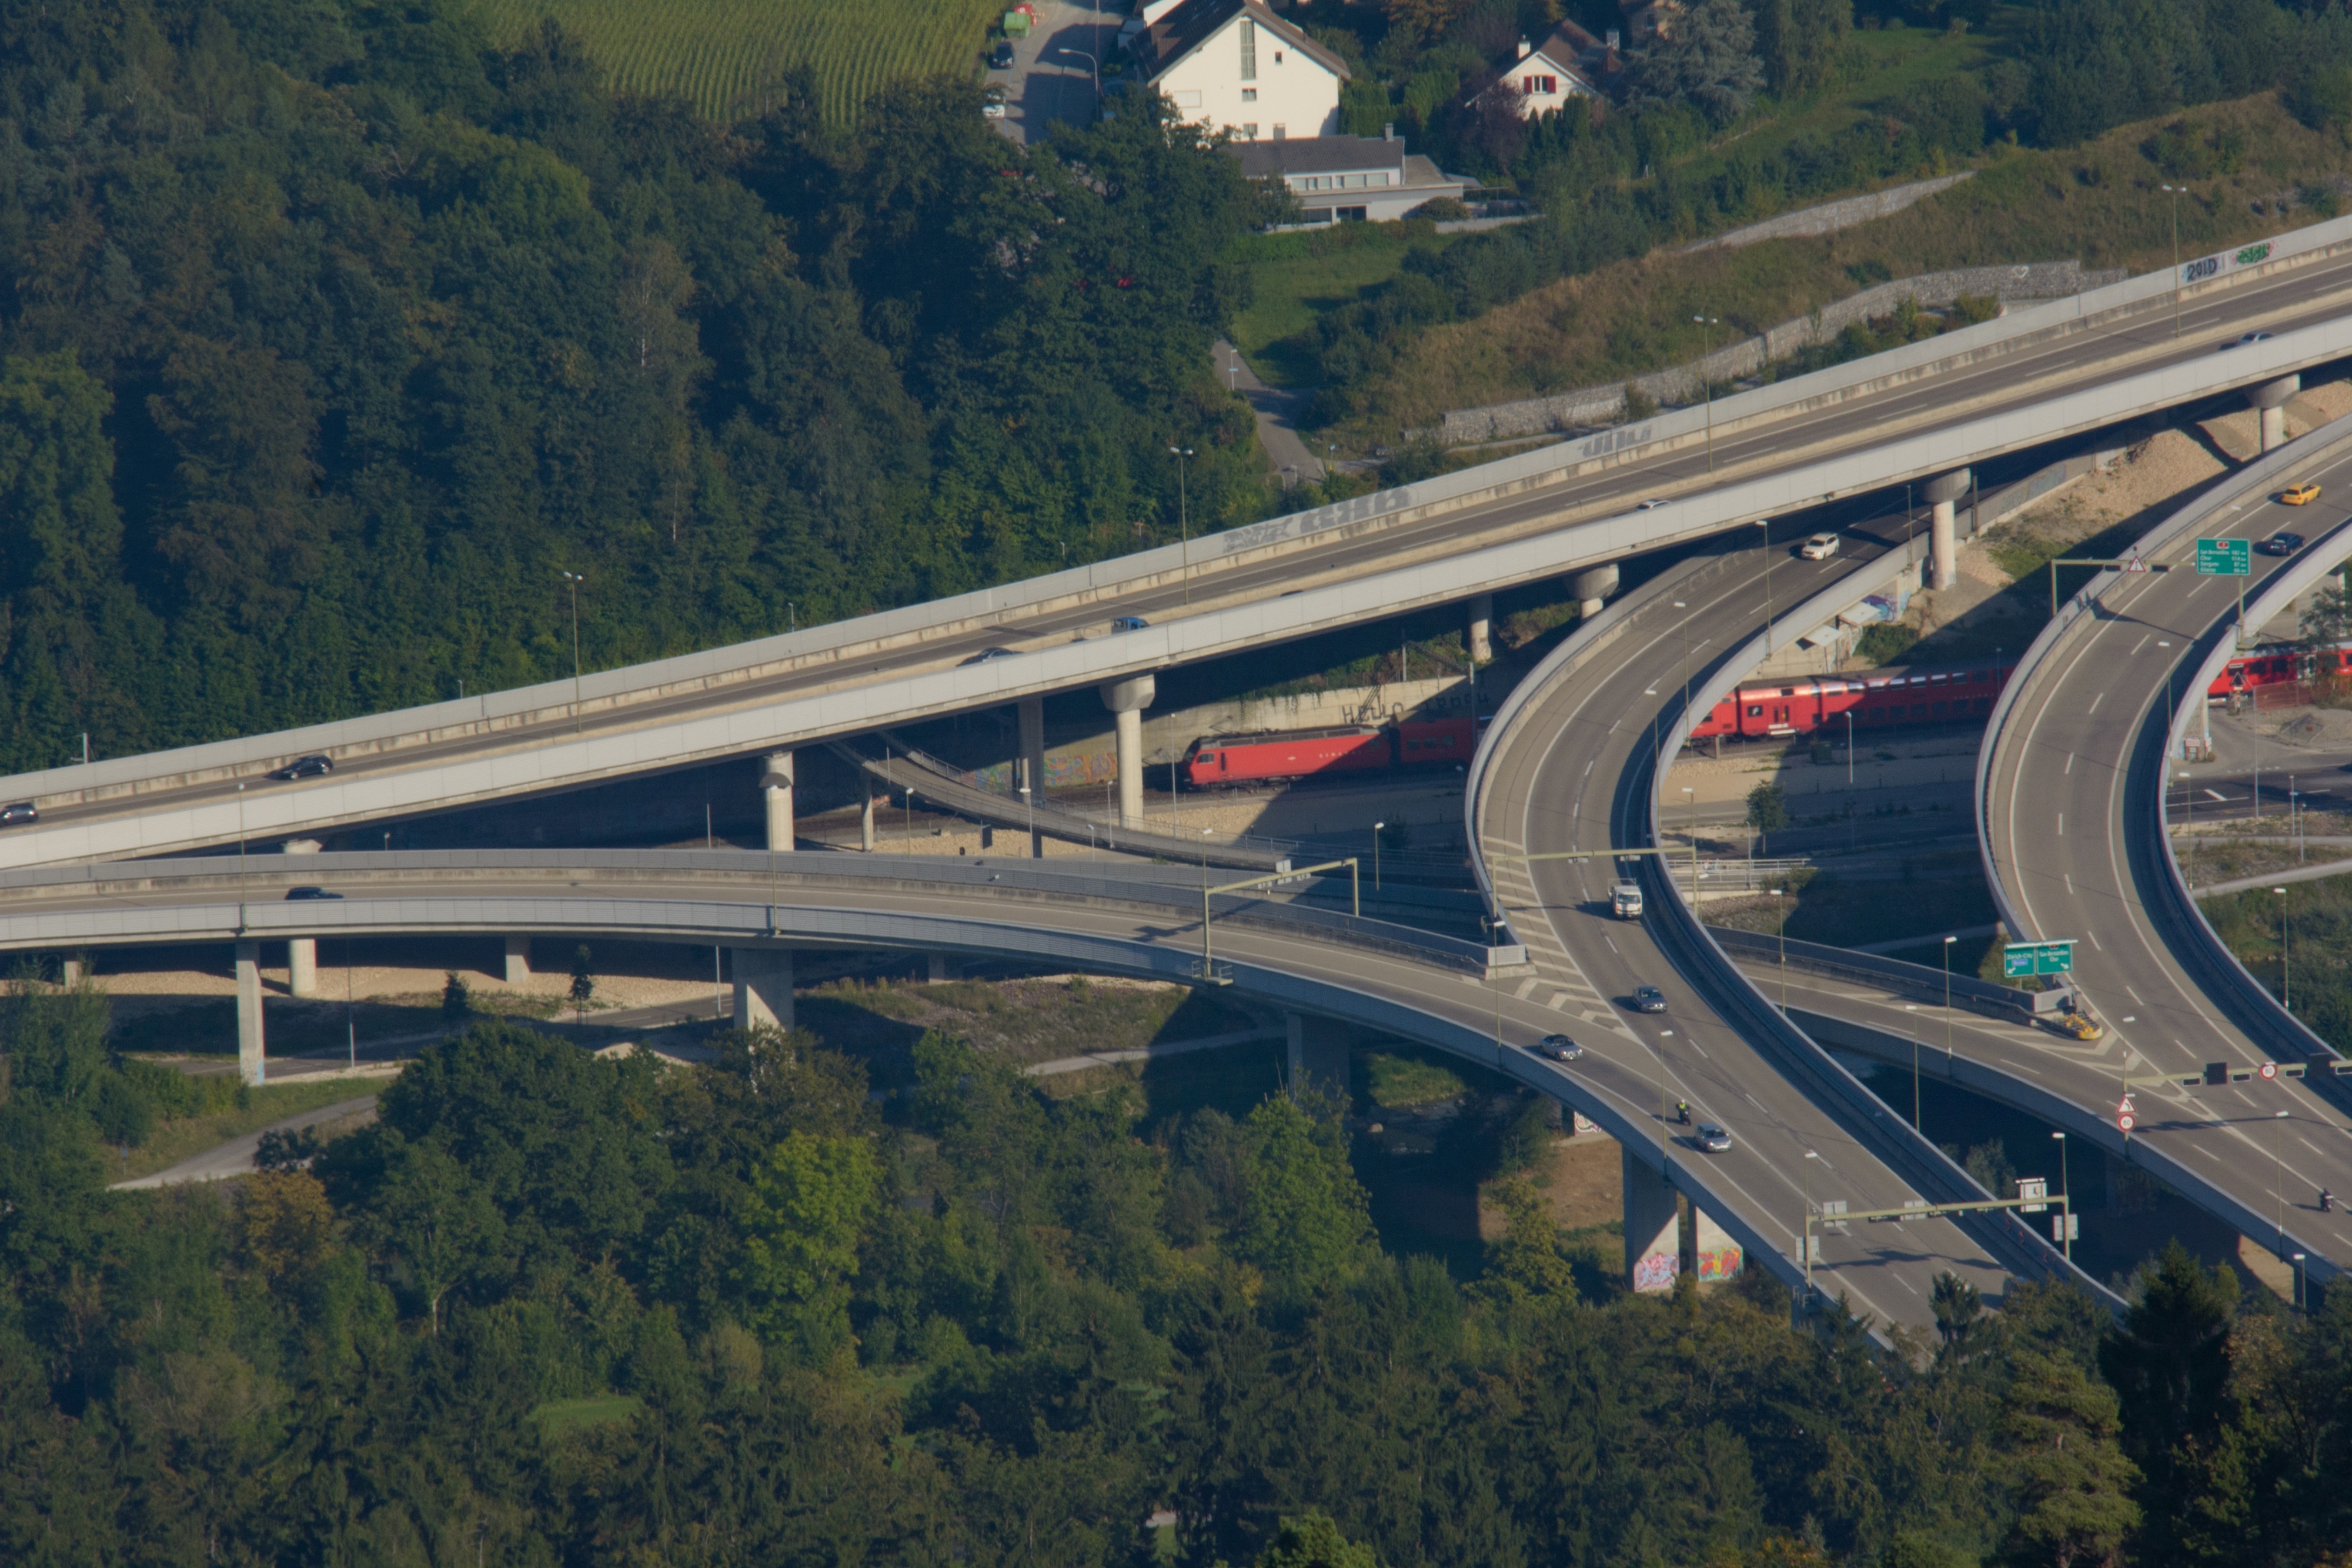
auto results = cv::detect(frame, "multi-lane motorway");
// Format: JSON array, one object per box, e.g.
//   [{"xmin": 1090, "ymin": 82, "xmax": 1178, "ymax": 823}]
[
  {"xmin": 5, "ymin": 237, "xmax": 2352, "ymax": 867},
  {"xmin": 1982, "ymin": 428, "xmax": 2352, "ymax": 1276}
]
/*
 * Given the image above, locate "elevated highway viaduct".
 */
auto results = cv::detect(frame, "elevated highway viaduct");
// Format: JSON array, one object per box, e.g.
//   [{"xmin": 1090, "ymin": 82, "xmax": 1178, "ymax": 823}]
[
  {"xmin": 5, "ymin": 221, "xmax": 2352, "ymax": 870},
  {"xmin": 0, "ymin": 847, "xmax": 2027, "ymax": 1333}
]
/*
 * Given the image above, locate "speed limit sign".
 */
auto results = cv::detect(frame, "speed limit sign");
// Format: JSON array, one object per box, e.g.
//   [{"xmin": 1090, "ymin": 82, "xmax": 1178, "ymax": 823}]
[
  {"xmin": 2259, "ymin": 1061, "xmax": 2277, "ymax": 1081},
  {"xmin": 2118, "ymin": 1111, "xmax": 2136, "ymax": 1134}
]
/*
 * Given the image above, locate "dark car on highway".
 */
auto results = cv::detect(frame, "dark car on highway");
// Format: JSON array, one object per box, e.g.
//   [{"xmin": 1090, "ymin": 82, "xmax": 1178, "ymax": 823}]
[
  {"xmin": 270, "ymin": 754, "xmax": 334, "ymax": 780},
  {"xmin": 284, "ymin": 886, "xmax": 343, "ymax": 901},
  {"xmin": 2260, "ymin": 531, "xmax": 2306, "ymax": 556},
  {"xmin": 990, "ymin": 39, "xmax": 1015, "ymax": 68},
  {"xmin": 1632, "ymin": 985, "xmax": 1667, "ymax": 1014},
  {"xmin": 0, "ymin": 802, "xmax": 36, "ymax": 826},
  {"xmin": 960, "ymin": 646, "xmax": 1021, "ymax": 666},
  {"xmin": 1532, "ymin": 1034, "xmax": 1583, "ymax": 1062}
]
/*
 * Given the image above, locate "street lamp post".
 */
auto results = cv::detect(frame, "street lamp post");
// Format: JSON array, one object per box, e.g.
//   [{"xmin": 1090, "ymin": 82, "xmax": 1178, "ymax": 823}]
[
  {"xmin": 2051, "ymin": 1131, "xmax": 2073, "ymax": 1263},
  {"xmin": 1693, "ymin": 313, "xmax": 1720, "ymax": 472},
  {"xmin": 1053, "ymin": 46, "xmax": 1099, "ymax": 94},
  {"xmin": 1756, "ymin": 518, "xmax": 1776, "ymax": 646},
  {"xmin": 236, "ymin": 783, "xmax": 249, "ymax": 932},
  {"xmin": 1020, "ymin": 784, "xmax": 1035, "ymax": 858},
  {"xmin": 1657, "ymin": 1029, "xmax": 1673, "ymax": 1179},
  {"xmin": 1168, "ymin": 446, "xmax": 1195, "ymax": 604},
  {"xmin": 561, "ymin": 570, "xmax": 586, "ymax": 734},
  {"xmin": 1905, "ymin": 1004, "xmax": 1919, "ymax": 1116},
  {"xmin": 1372, "ymin": 821, "xmax": 1385, "ymax": 892},
  {"xmin": 1941, "ymin": 934, "xmax": 1957, "ymax": 1127},
  {"xmin": 906, "ymin": 789, "xmax": 918, "ymax": 852},
  {"xmin": 1800, "ymin": 1148, "xmax": 1821, "ymax": 1306},
  {"xmin": 2293, "ymin": 1251, "xmax": 2307, "ymax": 1311},
  {"xmin": 2161, "ymin": 183, "xmax": 2187, "ymax": 337},
  {"xmin": 1770, "ymin": 888, "xmax": 1788, "ymax": 1012},
  {"xmin": 2180, "ymin": 768, "xmax": 2194, "ymax": 870}
]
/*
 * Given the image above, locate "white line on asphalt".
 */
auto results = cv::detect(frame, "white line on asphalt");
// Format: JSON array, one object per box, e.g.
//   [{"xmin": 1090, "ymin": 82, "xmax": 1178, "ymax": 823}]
[
  {"xmin": 2058, "ymin": 814, "xmax": 2064, "ymax": 835},
  {"xmin": 2088, "ymin": 930, "xmax": 2103, "ymax": 950},
  {"xmin": 1605, "ymin": 935, "xmax": 1618, "ymax": 954},
  {"xmin": 2090, "ymin": 691, "xmax": 2104, "ymax": 713},
  {"xmin": 2126, "ymin": 985, "xmax": 2144, "ymax": 1003},
  {"xmin": 2065, "ymin": 873, "xmax": 2074, "ymax": 894},
  {"xmin": 2130, "ymin": 634, "xmax": 2151, "ymax": 656},
  {"xmin": 2205, "ymin": 789, "xmax": 2228, "ymax": 803},
  {"xmin": 2066, "ymin": 754, "xmax": 2074, "ymax": 774}
]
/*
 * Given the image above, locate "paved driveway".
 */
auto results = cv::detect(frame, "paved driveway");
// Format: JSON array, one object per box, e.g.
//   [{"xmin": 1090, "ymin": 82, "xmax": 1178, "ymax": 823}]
[{"xmin": 991, "ymin": 0, "xmax": 1119, "ymax": 146}]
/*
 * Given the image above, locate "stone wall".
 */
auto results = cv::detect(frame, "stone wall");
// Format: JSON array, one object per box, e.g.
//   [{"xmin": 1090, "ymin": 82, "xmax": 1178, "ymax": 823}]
[
  {"xmin": 1438, "ymin": 260, "xmax": 2129, "ymax": 446},
  {"xmin": 1679, "ymin": 171, "xmax": 1974, "ymax": 253}
]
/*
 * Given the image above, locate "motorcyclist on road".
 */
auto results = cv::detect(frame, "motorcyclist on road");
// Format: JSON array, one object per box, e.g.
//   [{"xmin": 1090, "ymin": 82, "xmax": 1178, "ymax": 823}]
[
  {"xmin": 2324, "ymin": 1188, "xmax": 2335, "ymax": 1213},
  {"xmin": 1676, "ymin": 1100, "xmax": 1690, "ymax": 1125}
]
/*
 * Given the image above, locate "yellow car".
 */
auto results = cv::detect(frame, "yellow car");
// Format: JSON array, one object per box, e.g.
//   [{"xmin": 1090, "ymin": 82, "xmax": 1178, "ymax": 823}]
[
  {"xmin": 2046, "ymin": 1011, "xmax": 2104, "ymax": 1042},
  {"xmin": 2280, "ymin": 483, "xmax": 2322, "ymax": 506}
]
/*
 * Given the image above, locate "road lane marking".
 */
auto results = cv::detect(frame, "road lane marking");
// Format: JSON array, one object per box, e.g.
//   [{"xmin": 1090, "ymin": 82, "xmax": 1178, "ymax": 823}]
[
  {"xmin": 2066, "ymin": 754, "xmax": 2074, "ymax": 774},
  {"xmin": 2090, "ymin": 692, "xmax": 2104, "ymax": 714},
  {"xmin": 2057, "ymin": 814, "xmax": 2064, "ymax": 835}
]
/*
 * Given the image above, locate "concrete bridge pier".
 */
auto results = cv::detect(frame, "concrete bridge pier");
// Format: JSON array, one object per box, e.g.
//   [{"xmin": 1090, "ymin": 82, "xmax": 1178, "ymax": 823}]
[
  {"xmin": 2249, "ymin": 375, "xmax": 2300, "ymax": 453},
  {"xmin": 504, "ymin": 935, "xmax": 532, "ymax": 984},
  {"xmin": 1100, "ymin": 674, "xmax": 1155, "ymax": 825},
  {"xmin": 730, "ymin": 947, "xmax": 793, "ymax": 1031},
  {"xmin": 235, "ymin": 939, "xmax": 266, "ymax": 1085},
  {"xmin": 860, "ymin": 781, "xmax": 878, "ymax": 851},
  {"xmin": 283, "ymin": 838, "xmax": 321, "ymax": 997},
  {"xmin": 761, "ymin": 751, "xmax": 795, "ymax": 851},
  {"xmin": 1468, "ymin": 593, "xmax": 1494, "ymax": 664},
  {"xmin": 1924, "ymin": 469, "xmax": 1972, "ymax": 591},
  {"xmin": 1018, "ymin": 696, "xmax": 1047, "ymax": 857},
  {"xmin": 1623, "ymin": 1145, "xmax": 1680, "ymax": 1293},
  {"xmin": 1571, "ymin": 564, "xmax": 1619, "ymax": 619},
  {"xmin": 1284, "ymin": 1011, "xmax": 1349, "ymax": 1101}
]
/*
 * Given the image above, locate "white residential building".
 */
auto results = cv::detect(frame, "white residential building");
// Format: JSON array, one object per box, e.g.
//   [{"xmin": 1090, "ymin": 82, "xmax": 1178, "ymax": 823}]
[
  {"xmin": 1466, "ymin": 22, "xmax": 1609, "ymax": 121},
  {"xmin": 1228, "ymin": 133, "xmax": 1467, "ymax": 225},
  {"xmin": 1130, "ymin": 0, "xmax": 1348, "ymax": 142}
]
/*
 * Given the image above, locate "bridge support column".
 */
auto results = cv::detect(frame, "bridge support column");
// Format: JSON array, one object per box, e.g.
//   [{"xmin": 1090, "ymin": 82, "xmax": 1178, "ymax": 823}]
[
  {"xmin": 2249, "ymin": 375, "xmax": 2299, "ymax": 453},
  {"xmin": 1018, "ymin": 696, "xmax": 1047, "ymax": 858},
  {"xmin": 1467, "ymin": 593, "xmax": 1494, "ymax": 664},
  {"xmin": 729, "ymin": 947, "xmax": 793, "ymax": 1031},
  {"xmin": 504, "ymin": 935, "xmax": 532, "ymax": 984},
  {"xmin": 860, "ymin": 782, "xmax": 877, "ymax": 852},
  {"xmin": 59, "ymin": 958, "xmax": 82, "ymax": 986},
  {"xmin": 1925, "ymin": 470, "xmax": 1971, "ymax": 592},
  {"xmin": 1284, "ymin": 1011, "xmax": 1348, "ymax": 1101},
  {"xmin": 1571, "ymin": 564, "xmax": 1619, "ymax": 618},
  {"xmin": 1688, "ymin": 1204, "xmax": 1743, "ymax": 1283},
  {"xmin": 235, "ymin": 939, "xmax": 266, "ymax": 1086},
  {"xmin": 283, "ymin": 838, "xmax": 322, "ymax": 997},
  {"xmin": 761, "ymin": 751, "xmax": 795, "ymax": 851},
  {"xmin": 1623, "ymin": 1145, "xmax": 1679, "ymax": 1293},
  {"xmin": 1099, "ymin": 674, "xmax": 1155, "ymax": 826}
]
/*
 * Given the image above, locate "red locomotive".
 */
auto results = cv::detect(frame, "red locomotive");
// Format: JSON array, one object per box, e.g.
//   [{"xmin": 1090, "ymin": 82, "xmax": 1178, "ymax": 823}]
[
  {"xmin": 1690, "ymin": 661, "xmax": 2014, "ymax": 742},
  {"xmin": 2212, "ymin": 639, "xmax": 2352, "ymax": 699},
  {"xmin": 1179, "ymin": 716, "xmax": 1479, "ymax": 788}
]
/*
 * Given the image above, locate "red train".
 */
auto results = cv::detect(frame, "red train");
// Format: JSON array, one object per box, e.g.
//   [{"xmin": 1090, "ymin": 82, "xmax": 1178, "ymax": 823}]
[
  {"xmin": 1180, "ymin": 716, "xmax": 1479, "ymax": 788},
  {"xmin": 2212, "ymin": 640, "xmax": 2352, "ymax": 699},
  {"xmin": 1691, "ymin": 661, "xmax": 2014, "ymax": 741}
]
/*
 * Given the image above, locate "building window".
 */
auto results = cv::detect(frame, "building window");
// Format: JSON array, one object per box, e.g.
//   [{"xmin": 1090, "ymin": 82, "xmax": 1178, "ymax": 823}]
[
  {"xmin": 1240, "ymin": 123, "xmax": 1257, "ymax": 139},
  {"xmin": 1272, "ymin": 122, "xmax": 1285, "ymax": 139},
  {"xmin": 1241, "ymin": 87, "xmax": 1257, "ymax": 102},
  {"xmin": 1239, "ymin": 18, "xmax": 1255, "ymax": 80},
  {"xmin": 1337, "ymin": 206, "xmax": 1367, "ymax": 222},
  {"xmin": 1172, "ymin": 89, "xmax": 1202, "ymax": 108},
  {"xmin": 1370, "ymin": 172, "xmax": 1389, "ymax": 186}
]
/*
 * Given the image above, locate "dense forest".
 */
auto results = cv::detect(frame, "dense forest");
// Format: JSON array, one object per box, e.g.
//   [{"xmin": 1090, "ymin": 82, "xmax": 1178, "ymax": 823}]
[
  {"xmin": 1, "ymin": 989, "xmax": 2348, "ymax": 1566},
  {"xmin": 0, "ymin": 0, "xmax": 1275, "ymax": 774}
]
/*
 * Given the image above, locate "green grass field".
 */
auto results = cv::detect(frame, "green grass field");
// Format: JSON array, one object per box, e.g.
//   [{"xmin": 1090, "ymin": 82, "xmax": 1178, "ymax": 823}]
[
  {"xmin": 1229, "ymin": 223, "xmax": 1464, "ymax": 387},
  {"xmin": 470, "ymin": 0, "xmax": 1002, "ymax": 123}
]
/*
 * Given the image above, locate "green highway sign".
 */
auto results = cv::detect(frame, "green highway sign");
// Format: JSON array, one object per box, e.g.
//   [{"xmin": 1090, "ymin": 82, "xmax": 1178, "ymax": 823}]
[
  {"xmin": 2003, "ymin": 940, "xmax": 2076, "ymax": 978},
  {"xmin": 2194, "ymin": 537, "xmax": 2250, "ymax": 576}
]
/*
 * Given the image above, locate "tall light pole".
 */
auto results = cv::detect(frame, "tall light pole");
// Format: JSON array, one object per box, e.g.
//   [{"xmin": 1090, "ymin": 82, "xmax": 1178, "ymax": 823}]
[
  {"xmin": 1168, "ymin": 446, "xmax": 1195, "ymax": 604},
  {"xmin": 1372, "ymin": 821, "xmax": 1385, "ymax": 892},
  {"xmin": 562, "ymin": 570, "xmax": 586, "ymax": 734},
  {"xmin": 1656, "ymin": 1029, "xmax": 1673, "ymax": 1178},
  {"xmin": 1800, "ymin": 1148, "xmax": 1821, "ymax": 1305},
  {"xmin": 906, "ymin": 788, "xmax": 918, "ymax": 852},
  {"xmin": 1770, "ymin": 887, "xmax": 1788, "ymax": 1012},
  {"xmin": 236, "ymin": 783, "xmax": 249, "ymax": 932},
  {"xmin": 1693, "ymin": 313, "xmax": 1720, "ymax": 472},
  {"xmin": 1755, "ymin": 518, "xmax": 1775, "ymax": 647},
  {"xmin": 2273, "ymin": 1109, "xmax": 2292, "ymax": 1256},
  {"xmin": 1020, "ymin": 783, "xmax": 1035, "ymax": 858},
  {"xmin": 2275, "ymin": 885, "xmax": 2290, "ymax": 1009},
  {"xmin": 2051, "ymin": 1131, "xmax": 2072, "ymax": 1263},
  {"xmin": 2161, "ymin": 183, "xmax": 2187, "ymax": 338},
  {"xmin": 2179, "ymin": 768, "xmax": 2194, "ymax": 870},
  {"xmin": 2293, "ymin": 1251, "xmax": 2307, "ymax": 1312},
  {"xmin": 1672, "ymin": 598, "xmax": 1692, "ymax": 723}
]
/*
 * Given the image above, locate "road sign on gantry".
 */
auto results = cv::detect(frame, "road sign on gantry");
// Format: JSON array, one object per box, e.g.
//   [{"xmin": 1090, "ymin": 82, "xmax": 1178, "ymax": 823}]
[
  {"xmin": 2002, "ymin": 940, "xmax": 2076, "ymax": 977},
  {"xmin": 2194, "ymin": 537, "xmax": 2251, "ymax": 576}
]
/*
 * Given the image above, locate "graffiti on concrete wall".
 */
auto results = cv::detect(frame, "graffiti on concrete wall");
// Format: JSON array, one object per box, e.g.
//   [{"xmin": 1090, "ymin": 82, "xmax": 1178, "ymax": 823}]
[{"xmin": 1632, "ymin": 1251, "xmax": 1681, "ymax": 1293}]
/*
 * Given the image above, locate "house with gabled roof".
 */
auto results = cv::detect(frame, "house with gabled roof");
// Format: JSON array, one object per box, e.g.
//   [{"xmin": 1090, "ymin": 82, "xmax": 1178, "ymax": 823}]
[
  {"xmin": 1463, "ymin": 20, "xmax": 1613, "ymax": 121},
  {"xmin": 1127, "ymin": 0, "xmax": 1349, "ymax": 142}
]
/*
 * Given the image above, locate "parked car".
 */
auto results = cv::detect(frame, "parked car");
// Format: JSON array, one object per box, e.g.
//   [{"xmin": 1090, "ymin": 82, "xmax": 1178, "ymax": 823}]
[
  {"xmin": 1533, "ymin": 1034, "xmax": 1583, "ymax": 1062},
  {"xmin": 2259, "ymin": 531, "xmax": 2306, "ymax": 556},
  {"xmin": 284, "ymin": 886, "xmax": 344, "ymax": 901},
  {"xmin": 989, "ymin": 39, "xmax": 1015, "ymax": 68},
  {"xmin": 2280, "ymin": 483, "xmax": 2322, "ymax": 506},
  {"xmin": 1632, "ymin": 985, "xmax": 1668, "ymax": 1014},
  {"xmin": 1111, "ymin": 616, "xmax": 1149, "ymax": 633},
  {"xmin": 0, "ymin": 802, "xmax": 36, "ymax": 826},
  {"xmin": 1799, "ymin": 533, "xmax": 1840, "ymax": 560},
  {"xmin": 982, "ymin": 83, "xmax": 1007, "ymax": 118},
  {"xmin": 269, "ymin": 754, "xmax": 333, "ymax": 780},
  {"xmin": 1695, "ymin": 1122, "xmax": 1734, "ymax": 1153},
  {"xmin": 960, "ymin": 646, "xmax": 1022, "ymax": 665}
]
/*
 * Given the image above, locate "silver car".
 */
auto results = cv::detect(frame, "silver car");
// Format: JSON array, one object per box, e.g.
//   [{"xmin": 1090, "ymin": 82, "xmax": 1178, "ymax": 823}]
[
  {"xmin": 1533, "ymin": 1034, "xmax": 1583, "ymax": 1062},
  {"xmin": 1696, "ymin": 1122, "xmax": 1733, "ymax": 1154}
]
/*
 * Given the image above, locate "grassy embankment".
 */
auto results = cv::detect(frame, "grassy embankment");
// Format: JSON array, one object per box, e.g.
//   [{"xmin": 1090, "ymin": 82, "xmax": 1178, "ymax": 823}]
[
  {"xmin": 470, "ymin": 0, "xmax": 1001, "ymax": 122},
  {"xmin": 109, "ymin": 1079, "xmax": 377, "ymax": 1183},
  {"xmin": 1318, "ymin": 92, "xmax": 2352, "ymax": 442}
]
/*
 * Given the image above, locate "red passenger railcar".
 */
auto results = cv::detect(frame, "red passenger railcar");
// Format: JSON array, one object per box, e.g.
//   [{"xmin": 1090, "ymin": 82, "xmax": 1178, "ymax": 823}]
[
  {"xmin": 1688, "ymin": 660, "xmax": 2014, "ymax": 742},
  {"xmin": 1178, "ymin": 714, "xmax": 1484, "ymax": 789},
  {"xmin": 2210, "ymin": 640, "xmax": 2352, "ymax": 698}
]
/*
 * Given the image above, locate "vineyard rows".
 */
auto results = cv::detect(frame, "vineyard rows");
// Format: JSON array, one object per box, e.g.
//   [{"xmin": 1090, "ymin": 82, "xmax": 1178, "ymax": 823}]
[{"xmin": 473, "ymin": 0, "xmax": 1004, "ymax": 123}]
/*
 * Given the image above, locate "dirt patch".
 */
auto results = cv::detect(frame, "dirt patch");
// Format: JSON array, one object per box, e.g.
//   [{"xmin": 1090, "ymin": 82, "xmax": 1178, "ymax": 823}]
[{"xmin": 1476, "ymin": 1131, "xmax": 1625, "ymax": 1240}]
